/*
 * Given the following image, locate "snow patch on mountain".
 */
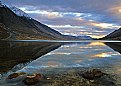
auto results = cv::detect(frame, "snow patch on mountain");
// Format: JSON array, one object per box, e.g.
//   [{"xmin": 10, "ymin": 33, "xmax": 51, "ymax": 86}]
[
  {"xmin": 0, "ymin": 1, "xmax": 31, "ymax": 18},
  {"xmin": 0, "ymin": 1, "xmax": 6, "ymax": 7},
  {"xmin": 9, "ymin": 6, "xmax": 31, "ymax": 19}
]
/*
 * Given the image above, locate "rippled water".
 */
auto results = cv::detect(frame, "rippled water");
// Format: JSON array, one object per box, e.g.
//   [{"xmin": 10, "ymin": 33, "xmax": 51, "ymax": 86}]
[{"xmin": 0, "ymin": 40, "xmax": 121, "ymax": 86}]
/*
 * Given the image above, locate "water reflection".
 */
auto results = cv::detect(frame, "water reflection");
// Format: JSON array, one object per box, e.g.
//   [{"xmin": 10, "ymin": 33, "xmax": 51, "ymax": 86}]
[
  {"xmin": 1, "ymin": 41, "xmax": 121, "ymax": 74},
  {"xmin": 17, "ymin": 41, "xmax": 121, "ymax": 74},
  {"xmin": 1, "ymin": 41, "xmax": 121, "ymax": 85},
  {"xmin": 0, "ymin": 41, "xmax": 62, "ymax": 73},
  {"xmin": 105, "ymin": 42, "xmax": 121, "ymax": 54},
  {"xmin": 88, "ymin": 42, "xmax": 106, "ymax": 46}
]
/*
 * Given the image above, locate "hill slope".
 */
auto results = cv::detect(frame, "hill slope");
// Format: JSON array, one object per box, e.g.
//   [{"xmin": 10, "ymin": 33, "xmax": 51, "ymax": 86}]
[
  {"xmin": 102, "ymin": 28, "xmax": 121, "ymax": 40},
  {"xmin": 0, "ymin": 5, "xmax": 65, "ymax": 40}
]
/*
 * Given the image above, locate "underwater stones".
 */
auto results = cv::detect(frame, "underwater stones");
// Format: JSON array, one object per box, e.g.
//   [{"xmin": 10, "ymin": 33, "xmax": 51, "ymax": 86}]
[
  {"xmin": 7, "ymin": 72, "xmax": 26, "ymax": 79},
  {"xmin": 23, "ymin": 73, "xmax": 43, "ymax": 85},
  {"xmin": 81, "ymin": 69, "xmax": 106, "ymax": 80}
]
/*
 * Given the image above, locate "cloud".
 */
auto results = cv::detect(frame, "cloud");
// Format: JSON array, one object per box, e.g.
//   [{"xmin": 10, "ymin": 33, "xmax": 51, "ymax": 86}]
[
  {"xmin": 91, "ymin": 22, "xmax": 121, "ymax": 29},
  {"xmin": 2, "ymin": 0, "xmax": 121, "ymax": 38},
  {"xmin": 2, "ymin": 0, "xmax": 121, "ymax": 14},
  {"xmin": 47, "ymin": 25, "xmax": 84, "ymax": 29},
  {"xmin": 23, "ymin": 10, "xmax": 63, "ymax": 19}
]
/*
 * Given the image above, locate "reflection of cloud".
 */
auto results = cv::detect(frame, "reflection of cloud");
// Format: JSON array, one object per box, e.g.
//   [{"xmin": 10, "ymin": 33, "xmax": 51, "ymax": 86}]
[
  {"xmin": 94, "ymin": 52, "xmax": 112, "ymax": 58},
  {"xmin": 76, "ymin": 59, "xmax": 82, "ymax": 63},
  {"xmin": 89, "ymin": 42, "xmax": 105, "ymax": 46},
  {"xmin": 46, "ymin": 61, "xmax": 61, "ymax": 67},
  {"xmin": 47, "ymin": 52, "xmax": 71, "ymax": 55},
  {"xmin": 80, "ymin": 46, "xmax": 92, "ymax": 49}
]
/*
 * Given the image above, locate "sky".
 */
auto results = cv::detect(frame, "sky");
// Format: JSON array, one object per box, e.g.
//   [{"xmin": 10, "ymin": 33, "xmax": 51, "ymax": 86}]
[{"xmin": 1, "ymin": 0, "xmax": 121, "ymax": 38}]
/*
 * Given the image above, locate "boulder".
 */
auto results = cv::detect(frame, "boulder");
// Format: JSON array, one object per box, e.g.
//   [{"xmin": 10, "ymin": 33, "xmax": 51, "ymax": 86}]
[
  {"xmin": 23, "ymin": 73, "xmax": 43, "ymax": 85},
  {"xmin": 81, "ymin": 69, "xmax": 106, "ymax": 80},
  {"xmin": 7, "ymin": 72, "xmax": 26, "ymax": 79}
]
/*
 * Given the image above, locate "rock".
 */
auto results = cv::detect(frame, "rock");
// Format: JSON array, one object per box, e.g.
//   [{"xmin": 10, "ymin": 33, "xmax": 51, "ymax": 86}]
[
  {"xmin": 7, "ymin": 72, "xmax": 26, "ymax": 79},
  {"xmin": 23, "ymin": 73, "xmax": 43, "ymax": 85},
  {"xmin": 7, "ymin": 73, "xmax": 19, "ymax": 79},
  {"xmin": 81, "ymin": 69, "xmax": 106, "ymax": 80}
]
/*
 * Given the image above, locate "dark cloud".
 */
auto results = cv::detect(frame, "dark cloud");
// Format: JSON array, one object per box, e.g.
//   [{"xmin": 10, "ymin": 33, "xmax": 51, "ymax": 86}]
[{"xmin": 2, "ymin": 0, "xmax": 121, "ymax": 12}]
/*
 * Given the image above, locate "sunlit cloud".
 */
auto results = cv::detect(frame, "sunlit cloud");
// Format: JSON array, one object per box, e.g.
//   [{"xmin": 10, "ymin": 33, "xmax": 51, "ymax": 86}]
[
  {"xmin": 79, "ymin": 32, "xmax": 92, "ymax": 35},
  {"xmin": 63, "ymin": 32, "xmax": 78, "ymax": 36},
  {"xmin": 109, "ymin": 6, "xmax": 121, "ymax": 16},
  {"xmin": 3, "ymin": 1, "xmax": 121, "ymax": 30},
  {"xmin": 16, "ymin": 3, "xmax": 121, "ymax": 39},
  {"xmin": 47, "ymin": 24, "xmax": 109, "ymax": 38},
  {"xmin": 19, "ymin": 7, "xmax": 102, "ymax": 22},
  {"xmin": 89, "ymin": 35, "xmax": 105, "ymax": 39},
  {"xmin": 91, "ymin": 23, "xmax": 120, "ymax": 29},
  {"xmin": 20, "ymin": 9, "xmax": 63, "ymax": 19},
  {"xmin": 47, "ymin": 24, "xmax": 84, "ymax": 28}
]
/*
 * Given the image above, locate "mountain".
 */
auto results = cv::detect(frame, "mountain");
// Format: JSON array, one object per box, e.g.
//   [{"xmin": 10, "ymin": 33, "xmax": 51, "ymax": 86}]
[
  {"xmin": 9, "ymin": 6, "xmax": 31, "ymax": 19},
  {"xmin": 0, "ymin": 4, "xmax": 92, "ymax": 40},
  {"xmin": 76, "ymin": 35, "xmax": 92, "ymax": 39},
  {"xmin": 101, "ymin": 28, "xmax": 121, "ymax": 40}
]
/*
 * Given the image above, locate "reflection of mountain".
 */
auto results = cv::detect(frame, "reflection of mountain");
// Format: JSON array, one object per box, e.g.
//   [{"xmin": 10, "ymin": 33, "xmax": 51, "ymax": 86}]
[
  {"xmin": 0, "ymin": 41, "xmax": 62, "ymax": 73},
  {"xmin": 105, "ymin": 42, "xmax": 121, "ymax": 54}
]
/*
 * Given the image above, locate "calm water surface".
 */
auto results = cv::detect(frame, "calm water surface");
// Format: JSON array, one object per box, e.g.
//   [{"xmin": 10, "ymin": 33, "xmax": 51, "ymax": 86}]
[{"xmin": 0, "ymin": 40, "xmax": 121, "ymax": 86}]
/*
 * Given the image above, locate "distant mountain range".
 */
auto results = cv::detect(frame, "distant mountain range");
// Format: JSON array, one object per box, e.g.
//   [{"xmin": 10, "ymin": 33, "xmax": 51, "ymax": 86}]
[
  {"xmin": 0, "ymin": 3, "xmax": 92, "ymax": 40},
  {"xmin": 101, "ymin": 28, "xmax": 121, "ymax": 40}
]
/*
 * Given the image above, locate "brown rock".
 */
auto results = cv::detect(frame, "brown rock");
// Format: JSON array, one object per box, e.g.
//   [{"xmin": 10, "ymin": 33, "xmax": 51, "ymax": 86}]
[
  {"xmin": 7, "ymin": 73, "xmax": 19, "ymax": 79},
  {"xmin": 23, "ymin": 73, "xmax": 43, "ymax": 85},
  {"xmin": 7, "ymin": 72, "xmax": 26, "ymax": 79},
  {"xmin": 81, "ymin": 69, "xmax": 105, "ymax": 80}
]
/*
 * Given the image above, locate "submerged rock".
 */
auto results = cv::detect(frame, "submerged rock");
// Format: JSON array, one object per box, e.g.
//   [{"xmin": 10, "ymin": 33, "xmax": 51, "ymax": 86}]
[
  {"xmin": 23, "ymin": 73, "xmax": 43, "ymax": 85},
  {"xmin": 7, "ymin": 72, "xmax": 26, "ymax": 79},
  {"xmin": 81, "ymin": 69, "xmax": 106, "ymax": 80}
]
